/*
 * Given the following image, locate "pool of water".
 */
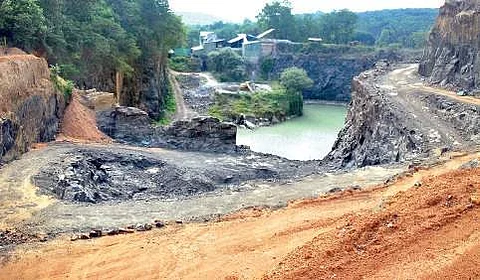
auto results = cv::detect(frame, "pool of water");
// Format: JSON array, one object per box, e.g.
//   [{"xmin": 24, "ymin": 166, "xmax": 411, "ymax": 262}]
[{"xmin": 237, "ymin": 104, "xmax": 347, "ymax": 161}]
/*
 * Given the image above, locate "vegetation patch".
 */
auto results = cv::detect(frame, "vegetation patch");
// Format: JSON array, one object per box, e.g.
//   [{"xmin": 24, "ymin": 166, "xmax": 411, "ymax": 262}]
[
  {"xmin": 169, "ymin": 57, "xmax": 201, "ymax": 72},
  {"xmin": 156, "ymin": 82, "xmax": 177, "ymax": 126},
  {"xmin": 50, "ymin": 65, "xmax": 74, "ymax": 102}
]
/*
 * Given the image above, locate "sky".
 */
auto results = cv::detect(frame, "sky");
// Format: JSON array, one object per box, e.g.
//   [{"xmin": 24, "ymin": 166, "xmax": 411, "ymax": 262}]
[{"xmin": 170, "ymin": 0, "xmax": 445, "ymax": 22}]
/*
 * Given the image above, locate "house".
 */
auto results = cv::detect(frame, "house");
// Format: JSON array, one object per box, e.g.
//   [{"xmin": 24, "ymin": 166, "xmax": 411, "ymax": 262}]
[{"xmin": 192, "ymin": 31, "xmax": 226, "ymax": 55}]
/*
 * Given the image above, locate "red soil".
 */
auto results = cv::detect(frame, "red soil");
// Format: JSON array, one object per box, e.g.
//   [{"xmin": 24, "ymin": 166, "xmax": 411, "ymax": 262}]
[{"xmin": 59, "ymin": 92, "xmax": 111, "ymax": 143}]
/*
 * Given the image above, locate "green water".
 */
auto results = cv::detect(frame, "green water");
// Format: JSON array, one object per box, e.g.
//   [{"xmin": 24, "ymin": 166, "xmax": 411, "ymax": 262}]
[{"xmin": 237, "ymin": 104, "xmax": 347, "ymax": 161}]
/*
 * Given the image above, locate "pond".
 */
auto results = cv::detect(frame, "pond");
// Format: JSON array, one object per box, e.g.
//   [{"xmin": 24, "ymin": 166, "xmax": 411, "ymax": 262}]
[{"xmin": 237, "ymin": 104, "xmax": 347, "ymax": 161}]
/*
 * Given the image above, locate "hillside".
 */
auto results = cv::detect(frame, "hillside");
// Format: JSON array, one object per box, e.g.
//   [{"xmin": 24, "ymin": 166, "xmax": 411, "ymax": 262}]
[{"xmin": 176, "ymin": 11, "xmax": 226, "ymax": 26}]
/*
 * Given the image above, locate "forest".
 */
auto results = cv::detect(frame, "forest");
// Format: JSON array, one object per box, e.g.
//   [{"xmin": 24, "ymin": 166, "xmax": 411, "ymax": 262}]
[
  {"xmin": 186, "ymin": 2, "xmax": 437, "ymax": 49},
  {"xmin": 0, "ymin": 0, "xmax": 184, "ymax": 92}
]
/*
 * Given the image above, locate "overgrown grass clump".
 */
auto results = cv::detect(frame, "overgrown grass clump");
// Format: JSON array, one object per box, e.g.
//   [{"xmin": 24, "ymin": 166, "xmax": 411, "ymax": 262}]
[
  {"xmin": 209, "ymin": 88, "xmax": 303, "ymax": 121},
  {"xmin": 50, "ymin": 65, "xmax": 74, "ymax": 102},
  {"xmin": 156, "ymin": 82, "xmax": 177, "ymax": 126}
]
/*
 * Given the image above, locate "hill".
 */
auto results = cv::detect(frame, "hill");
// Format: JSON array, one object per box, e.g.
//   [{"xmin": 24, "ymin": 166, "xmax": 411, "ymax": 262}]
[{"xmin": 176, "ymin": 11, "xmax": 226, "ymax": 26}]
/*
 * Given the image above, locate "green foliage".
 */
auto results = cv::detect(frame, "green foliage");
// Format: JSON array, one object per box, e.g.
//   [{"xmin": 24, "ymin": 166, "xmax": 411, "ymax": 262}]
[
  {"xmin": 188, "ymin": 8, "xmax": 437, "ymax": 50},
  {"xmin": 0, "ymin": 0, "xmax": 47, "ymax": 51},
  {"xmin": 209, "ymin": 88, "xmax": 303, "ymax": 121},
  {"xmin": 356, "ymin": 8, "xmax": 437, "ymax": 48},
  {"xmin": 207, "ymin": 48, "xmax": 246, "ymax": 82},
  {"xmin": 260, "ymin": 58, "xmax": 275, "ymax": 80},
  {"xmin": 50, "ymin": 64, "xmax": 74, "ymax": 101},
  {"xmin": 169, "ymin": 57, "xmax": 201, "ymax": 72},
  {"xmin": 156, "ymin": 81, "xmax": 177, "ymax": 125},
  {"xmin": 257, "ymin": 0, "xmax": 296, "ymax": 41},
  {"xmin": 1, "ymin": 0, "xmax": 185, "ymax": 105},
  {"xmin": 320, "ymin": 10, "xmax": 358, "ymax": 44},
  {"xmin": 280, "ymin": 67, "xmax": 314, "ymax": 93}
]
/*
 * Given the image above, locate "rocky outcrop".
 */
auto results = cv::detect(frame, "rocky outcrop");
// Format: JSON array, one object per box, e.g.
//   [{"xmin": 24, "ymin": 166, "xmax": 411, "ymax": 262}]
[
  {"xmin": 97, "ymin": 106, "xmax": 238, "ymax": 153},
  {"xmin": 327, "ymin": 62, "xmax": 480, "ymax": 168},
  {"xmin": 270, "ymin": 48, "xmax": 415, "ymax": 101},
  {"xmin": 0, "ymin": 54, "xmax": 64, "ymax": 163},
  {"xmin": 327, "ymin": 64, "xmax": 423, "ymax": 168},
  {"xmin": 419, "ymin": 0, "xmax": 480, "ymax": 91}
]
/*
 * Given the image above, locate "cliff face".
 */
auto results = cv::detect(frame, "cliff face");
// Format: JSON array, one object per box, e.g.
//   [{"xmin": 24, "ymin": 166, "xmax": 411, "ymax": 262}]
[
  {"xmin": 419, "ymin": 0, "xmax": 480, "ymax": 90},
  {"xmin": 328, "ymin": 62, "xmax": 480, "ymax": 168},
  {"xmin": 270, "ymin": 49, "xmax": 411, "ymax": 101},
  {"xmin": 0, "ymin": 54, "xmax": 64, "ymax": 163}
]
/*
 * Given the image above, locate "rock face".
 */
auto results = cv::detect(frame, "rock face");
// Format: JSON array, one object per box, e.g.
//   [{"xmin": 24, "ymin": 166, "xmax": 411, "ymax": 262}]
[
  {"xmin": 327, "ymin": 62, "xmax": 480, "ymax": 168},
  {"xmin": 327, "ymin": 64, "xmax": 422, "ymax": 168},
  {"xmin": 419, "ymin": 0, "xmax": 480, "ymax": 91},
  {"xmin": 97, "ymin": 106, "xmax": 238, "ymax": 153},
  {"xmin": 270, "ymin": 48, "xmax": 413, "ymax": 101},
  {"xmin": 0, "ymin": 54, "xmax": 64, "ymax": 163}
]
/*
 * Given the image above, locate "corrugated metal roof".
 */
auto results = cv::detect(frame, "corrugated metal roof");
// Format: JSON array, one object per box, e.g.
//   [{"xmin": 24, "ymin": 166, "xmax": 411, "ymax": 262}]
[{"xmin": 257, "ymin": 29, "xmax": 275, "ymax": 39}]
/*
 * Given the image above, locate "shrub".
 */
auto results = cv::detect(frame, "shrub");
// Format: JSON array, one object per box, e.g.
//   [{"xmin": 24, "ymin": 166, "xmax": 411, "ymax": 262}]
[
  {"xmin": 280, "ymin": 67, "xmax": 314, "ymax": 93},
  {"xmin": 50, "ymin": 64, "xmax": 74, "ymax": 101},
  {"xmin": 169, "ymin": 57, "xmax": 201, "ymax": 72},
  {"xmin": 207, "ymin": 48, "xmax": 247, "ymax": 82}
]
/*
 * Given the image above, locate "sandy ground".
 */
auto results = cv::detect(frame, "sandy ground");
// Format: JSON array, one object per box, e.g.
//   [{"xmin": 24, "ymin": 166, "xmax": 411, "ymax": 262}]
[{"xmin": 0, "ymin": 152, "xmax": 478, "ymax": 280}]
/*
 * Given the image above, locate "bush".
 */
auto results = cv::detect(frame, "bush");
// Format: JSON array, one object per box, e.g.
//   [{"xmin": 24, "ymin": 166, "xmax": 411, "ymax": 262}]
[
  {"xmin": 207, "ymin": 48, "xmax": 247, "ymax": 82},
  {"xmin": 208, "ymin": 88, "xmax": 303, "ymax": 121},
  {"xmin": 280, "ymin": 67, "xmax": 314, "ymax": 93},
  {"xmin": 50, "ymin": 65, "xmax": 74, "ymax": 101},
  {"xmin": 169, "ymin": 57, "xmax": 201, "ymax": 72}
]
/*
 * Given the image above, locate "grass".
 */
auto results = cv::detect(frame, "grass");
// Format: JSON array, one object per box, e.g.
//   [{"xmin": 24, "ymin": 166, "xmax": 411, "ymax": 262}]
[
  {"xmin": 208, "ymin": 87, "xmax": 303, "ymax": 121},
  {"xmin": 155, "ymin": 82, "xmax": 177, "ymax": 126}
]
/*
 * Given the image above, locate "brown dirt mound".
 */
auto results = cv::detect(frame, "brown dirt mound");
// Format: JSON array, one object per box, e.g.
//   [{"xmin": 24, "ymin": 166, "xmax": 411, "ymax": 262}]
[
  {"xmin": 264, "ymin": 168, "xmax": 480, "ymax": 280},
  {"xmin": 60, "ymin": 92, "xmax": 111, "ymax": 143}
]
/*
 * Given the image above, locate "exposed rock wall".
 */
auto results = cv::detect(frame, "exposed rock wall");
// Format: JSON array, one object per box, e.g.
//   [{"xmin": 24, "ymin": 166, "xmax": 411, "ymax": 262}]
[
  {"xmin": 327, "ymin": 65, "xmax": 423, "ymax": 168},
  {"xmin": 419, "ymin": 0, "xmax": 480, "ymax": 90},
  {"xmin": 328, "ymin": 62, "xmax": 480, "ymax": 168},
  {"xmin": 120, "ymin": 58, "xmax": 170, "ymax": 120},
  {"xmin": 0, "ymin": 54, "xmax": 64, "ymax": 163},
  {"xmin": 97, "ymin": 107, "xmax": 238, "ymax": 153},
  {"xmin": 270, "ymin": 49, "xmax": 415, "ymax": 101}
]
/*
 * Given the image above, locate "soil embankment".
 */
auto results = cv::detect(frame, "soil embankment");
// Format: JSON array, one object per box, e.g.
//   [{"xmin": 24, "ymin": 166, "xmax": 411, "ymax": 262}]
[
  {"xmin": 0, "ymin": 52, "xmax": 64, "ymax": 163},
  {"xmin": 59, "ymin": 92, "xmax": 110, "ymax": 143}
]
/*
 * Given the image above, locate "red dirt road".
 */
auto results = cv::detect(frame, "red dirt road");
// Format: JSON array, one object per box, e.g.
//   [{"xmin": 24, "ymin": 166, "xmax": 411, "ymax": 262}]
[{"xmin": 0, "ymin": 154, "xmax": 479, "ymax": 280}]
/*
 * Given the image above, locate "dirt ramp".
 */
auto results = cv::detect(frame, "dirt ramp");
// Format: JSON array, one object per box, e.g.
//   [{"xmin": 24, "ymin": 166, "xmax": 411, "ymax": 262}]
[
  {"xmin": 0, "ymin": 53, "xmax": 64, "ymax": 163},
  {"xmin": 60, "ymin": 92, "xmax": 110, "ymax": 143}
]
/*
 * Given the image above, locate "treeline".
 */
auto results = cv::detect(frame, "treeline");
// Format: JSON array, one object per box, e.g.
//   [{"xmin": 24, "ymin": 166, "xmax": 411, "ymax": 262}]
[
  {"xmin": 0, "ymin": 0, "xmax": 184, "ymax": 92},
  {"xmin": 186, "ymin": 1, "xmax": 437, "ymax": 49}
]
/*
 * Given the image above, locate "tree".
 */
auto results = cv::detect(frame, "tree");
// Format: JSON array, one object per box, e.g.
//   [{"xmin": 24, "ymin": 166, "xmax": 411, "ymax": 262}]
[
  {"xmin": 280, "ymin": 67, "xmax": 314, "ymax": 93},
  {"xmin": 319, "ymin": 9, "xmax": 358, "ymax": 44},
  {"xmin": 0, "ymin": 0, "xmax": 47, "ymax": 51},
  {"xmin": 207, "ymin": 48, "xmax": 246, "ymax": 82},
  {"xmin": 256, "ymin": 0, "xmax": 297, "ymax": 41}
]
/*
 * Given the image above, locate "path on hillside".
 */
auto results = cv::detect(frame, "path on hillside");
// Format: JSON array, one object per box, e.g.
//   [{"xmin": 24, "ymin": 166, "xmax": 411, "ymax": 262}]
[
  {"xmin": 380, "ymin": 64, "xmax": 479, "ymax": 151},
  {"xmin": 168, "ymin": 70, "xmax": 198, "ymax": 121}
]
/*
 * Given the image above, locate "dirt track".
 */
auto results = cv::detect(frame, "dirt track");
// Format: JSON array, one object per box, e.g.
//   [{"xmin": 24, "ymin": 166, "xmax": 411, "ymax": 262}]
[
  {"xmin": 0, "ymin": 65, "xmax": 479, "ymax": 279},
  {"xmin": 0, "ymin": 152, "xmax": 478, "ymax": 280}
]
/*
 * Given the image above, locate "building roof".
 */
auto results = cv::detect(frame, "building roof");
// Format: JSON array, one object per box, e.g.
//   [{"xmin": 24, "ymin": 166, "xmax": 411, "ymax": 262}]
[
  {"xmin": 257, "ymin": 29, "xmax": 275, "ymax": 39},
  {"xmin": 308, "ymin": 38, "xmax": 323, "ymax": 42},
  {"xmin": 191, "ymin": 45, "xmax": 204, "ymax": 52}
]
